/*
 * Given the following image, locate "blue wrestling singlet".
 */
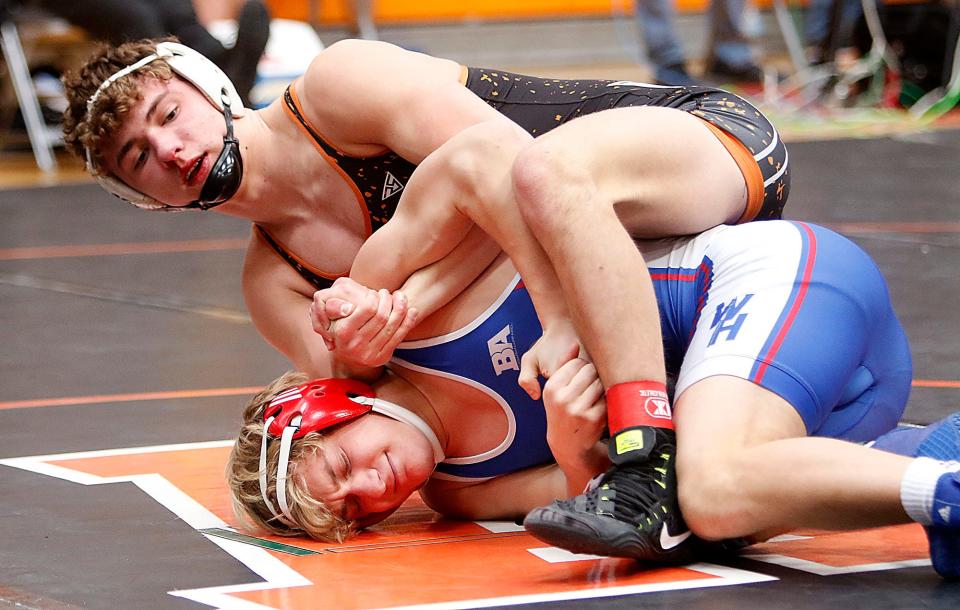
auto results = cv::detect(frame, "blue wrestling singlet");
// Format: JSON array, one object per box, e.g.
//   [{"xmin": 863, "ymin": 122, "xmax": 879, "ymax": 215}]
[
  {"xmin": 647, "ymin": 221, "xmax": 913, "ymax": 442},
  {"xmin": 393, "ymin": 221, "xmax": 913, "ymax": 481},
  {"xmin": 392, "ymin": 275, "xmax": 555, "ymax": 481}
]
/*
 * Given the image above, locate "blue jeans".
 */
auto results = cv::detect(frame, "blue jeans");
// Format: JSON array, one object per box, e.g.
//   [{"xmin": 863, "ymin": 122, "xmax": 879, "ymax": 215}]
[
  {"xmin": 804, "ymin": 0, "xmax": 863, "ymax": 50},
  {"xmin": 635, "ymin": 0, "xmax": 754, "ymax": 68}
]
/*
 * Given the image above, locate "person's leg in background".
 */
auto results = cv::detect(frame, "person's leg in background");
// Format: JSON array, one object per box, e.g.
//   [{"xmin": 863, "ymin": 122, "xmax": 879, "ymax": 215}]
[
  {"xmin": 634, "ymin": 0, "xmax": 699, "ymax": 86},
  {"xmin": 34, "ymin": 0, "xmax": 267, "ymax": 105},
  {"xmin": 803, "ymin": 0, "xmax": 835, "ymax": 63},
  {"xmin": 165, "ymin": 0, "xmax": 271, "ymax": 106},
  {"xmin": 704, "ymin": 0, "xmax": 763, "ymax": 83},
  {"xmin": 803, "ymin": 0, "xmax": 864, "ymax": 66},
  {"xmin": 159, "ymin": 0, "xmax": 230, "ymax": 65}
]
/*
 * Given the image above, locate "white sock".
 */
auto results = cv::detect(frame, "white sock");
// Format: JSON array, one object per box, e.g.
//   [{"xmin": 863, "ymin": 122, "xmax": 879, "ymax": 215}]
[{"xmin": 901, "ymin": 457, "xmax": 960, "ymax": 525}]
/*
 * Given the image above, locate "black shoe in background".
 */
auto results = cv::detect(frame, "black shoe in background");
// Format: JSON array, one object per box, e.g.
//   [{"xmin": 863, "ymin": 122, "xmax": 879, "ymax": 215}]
[
  {"xmin": 704, "ymin": 58, "xmax": 764, "ymax": 85},
  {"xmin": 653, "ymin": 63, "xmax": 703, "ymax": 88}
]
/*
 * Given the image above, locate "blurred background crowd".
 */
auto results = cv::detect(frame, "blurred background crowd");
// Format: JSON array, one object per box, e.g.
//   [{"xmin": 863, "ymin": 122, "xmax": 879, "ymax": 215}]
[{"xmin": 1, "ymin": 0, "xmax": 958, "ymax": 169}]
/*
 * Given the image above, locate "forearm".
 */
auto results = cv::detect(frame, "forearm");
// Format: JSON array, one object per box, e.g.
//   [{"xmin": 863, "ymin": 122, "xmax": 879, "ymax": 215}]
[
  {"xmin": 256, "ymin": 312, "xmax": 336, "ymax": 379},
  {"xmin": 300, "ymin": 340, "xmax": 384, "ymax": 383},
  {"xmin": 350, "ymin": 222, "xmax": 417, "ymax": 292},
  {"xmin": 350, "ymin": 149, "xmax": 476, "ymax": 293},
  {"xmin": 473, "ymin": 204, "xmax": 570, "ymax": 328},
  {"xmin": 422, "ymin": 464, "xmax": 570, "ymax": 520},
  {"xmin": 555, "ymin": 441, "xmax": 611, "ymax": 497},
  {"xmin": 448, "ymin": 120, "xmax": 571, "ymax": 328},
  {"xmin": 244, "ymin": 255, "xmax": 337, "ymax": 379},
  {"xmin": 398, "ymin": 225, "xmax": 501, "ymax": 319}
]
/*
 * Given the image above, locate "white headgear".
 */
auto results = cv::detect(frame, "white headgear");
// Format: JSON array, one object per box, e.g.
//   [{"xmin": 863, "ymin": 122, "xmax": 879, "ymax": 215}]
[{"xmin": 83, "ymin": 41, "xmax": 246, "ymax": 211}]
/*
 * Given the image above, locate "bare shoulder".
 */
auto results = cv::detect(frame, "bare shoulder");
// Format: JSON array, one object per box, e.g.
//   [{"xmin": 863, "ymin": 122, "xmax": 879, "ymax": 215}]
[
  {"xmin": 298, "ymin": 40, "xmax": 461, "ymax": 135},
  {"xmin": 305, "ymin": 39, "xmax": 457, "ymax": 83}
]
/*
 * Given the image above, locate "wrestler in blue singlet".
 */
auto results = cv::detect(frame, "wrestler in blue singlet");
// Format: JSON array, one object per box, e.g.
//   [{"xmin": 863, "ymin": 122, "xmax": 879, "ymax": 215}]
[
  {"xmin": 393, "ymin": 275, "xmax": 555, "ymax": 481},
  {"xmin": 393, "ymin": 221, "xmax": 914, "ymax": 480}
]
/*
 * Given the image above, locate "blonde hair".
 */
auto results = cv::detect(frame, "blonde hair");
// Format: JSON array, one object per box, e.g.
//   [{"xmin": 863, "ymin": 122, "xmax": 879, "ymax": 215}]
[
  {"xmin": 227, "ymin": 371, "xmax": 355, "ymax": 542},
  {"xmin": 62, "ymin": 37, "xmax": 176, "ymax": 173}
]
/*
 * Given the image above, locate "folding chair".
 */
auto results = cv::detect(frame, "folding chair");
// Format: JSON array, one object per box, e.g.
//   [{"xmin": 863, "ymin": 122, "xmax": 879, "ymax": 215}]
[{"xmin": 0, "ymin": 0, "xmax": 62, "ymax": 172}]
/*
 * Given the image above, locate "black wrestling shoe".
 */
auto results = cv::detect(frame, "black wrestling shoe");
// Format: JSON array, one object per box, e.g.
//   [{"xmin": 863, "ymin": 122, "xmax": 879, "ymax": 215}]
[
  {"xmin": 524, "ymin": 429, "xmax": 700, "ymax": 564},
  {"xmin": 704, "ymin": 58, "xmax": 765, "ymax": 85},
  {"xmin": 653, "ymin": 63, "xmax": 702, "ymax": 88}
]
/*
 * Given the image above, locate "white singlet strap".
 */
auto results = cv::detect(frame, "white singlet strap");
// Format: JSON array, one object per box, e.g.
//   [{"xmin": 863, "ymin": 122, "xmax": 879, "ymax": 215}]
[{"xmin": 353, "ymin": 397, "xmax": 445, "ymax": 464}]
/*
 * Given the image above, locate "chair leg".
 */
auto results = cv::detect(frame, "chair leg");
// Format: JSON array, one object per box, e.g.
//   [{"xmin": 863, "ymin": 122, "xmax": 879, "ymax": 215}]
[
  {"xmin": 1, "ymin": 20, "xmax": 57, "ymax": 173},
  {"xmin": 771, "ymin": 0, "xmax": 810, "ymax": 74},
  {"xmin": 352, "ymin": 0, "xmax": 378, "ymax": 41}
]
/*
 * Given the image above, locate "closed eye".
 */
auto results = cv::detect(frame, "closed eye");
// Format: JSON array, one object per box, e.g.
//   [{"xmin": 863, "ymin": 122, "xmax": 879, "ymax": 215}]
[
  {"xmin": 339, "ymin": 449, "xmax": 351, "ymax": 480},
  {"xmin": 133, "ymin": 149, "xmax": 148, "ymax": 171}
]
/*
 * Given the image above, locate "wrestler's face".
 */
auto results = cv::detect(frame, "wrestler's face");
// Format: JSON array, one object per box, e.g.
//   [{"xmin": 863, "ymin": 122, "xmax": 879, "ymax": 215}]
[
  {"xmin": 301, "ymin": 413, "xmax": 437, "ymax": 528},
  {"xmin": 100, "ymin": 76, "xmax": 227, "ymax": 206}
]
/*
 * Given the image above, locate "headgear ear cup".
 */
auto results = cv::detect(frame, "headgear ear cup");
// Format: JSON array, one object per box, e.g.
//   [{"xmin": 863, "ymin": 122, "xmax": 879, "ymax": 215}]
[{"xmin": 264, "ymin": 379, "xmax": 378, "ymax": 438}]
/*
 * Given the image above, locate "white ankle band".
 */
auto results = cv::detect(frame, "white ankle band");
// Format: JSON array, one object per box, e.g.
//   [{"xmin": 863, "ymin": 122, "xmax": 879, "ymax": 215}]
[{"xmin": 901, "ymin": 457, "xmax": 958, "ymax": 525}]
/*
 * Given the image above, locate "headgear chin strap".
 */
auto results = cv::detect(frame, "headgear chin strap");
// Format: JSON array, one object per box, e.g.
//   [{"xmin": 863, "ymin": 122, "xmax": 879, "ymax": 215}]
[
  {"xmin": 189, "ymin": 91, "xmax": 242, "ymax": 210},
  {"xmin": 83, "ymin": 41, "xmax": 245, "ymax": 212},
  {"xmin": 258, "ymin": 379, "xmax": 445, "ymax": 527}
]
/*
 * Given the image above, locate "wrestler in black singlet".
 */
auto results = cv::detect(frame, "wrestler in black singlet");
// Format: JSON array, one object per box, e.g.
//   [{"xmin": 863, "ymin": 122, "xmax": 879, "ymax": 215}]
[
  {"xmin": 261, "ymin": 70, "xmax": 790, "ymax": 290},
  {"xmin": 464, "ymin": 69, "xmax": 790, "ymax": 219}
]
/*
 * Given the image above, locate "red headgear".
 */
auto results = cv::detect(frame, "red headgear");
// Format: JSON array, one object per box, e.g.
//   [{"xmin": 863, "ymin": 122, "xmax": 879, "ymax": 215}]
[
  {"xmin": 258, "ymin": 377, "xmax": 444, "ymax": 527},
  {"xmin": 263, "ymin": 378, "xmax": 377, "ymax": 439}
]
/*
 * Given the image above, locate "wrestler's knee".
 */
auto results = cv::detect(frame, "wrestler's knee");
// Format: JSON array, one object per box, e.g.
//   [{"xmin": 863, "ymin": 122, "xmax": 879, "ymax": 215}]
[
  {"xmin": 510, "ymin": 137, "xmax": 597, "ymax": 231},
  {"xmin": 677, "ymin": 451, "xmax": 751, "ymax": 540}
]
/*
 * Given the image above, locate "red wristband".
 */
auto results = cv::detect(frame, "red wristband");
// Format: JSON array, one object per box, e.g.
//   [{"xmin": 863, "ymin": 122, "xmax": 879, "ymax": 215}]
[{"xmin": 607, "ymin": 380, "xmax": 673, "ymax": 432}]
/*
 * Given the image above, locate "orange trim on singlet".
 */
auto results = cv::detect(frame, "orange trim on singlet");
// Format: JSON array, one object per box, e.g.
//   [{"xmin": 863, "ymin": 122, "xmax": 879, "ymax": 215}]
[
  {"xmin": 251, "ymin": 225, "xmax": 342, "ymax": 282},
  {"xmin": 281, "ymin": 84, "xmax": 373, "ymax": 238},
  {"xmin": 698, "ymin": 120, "xmax": 764, "ymax": 224}
]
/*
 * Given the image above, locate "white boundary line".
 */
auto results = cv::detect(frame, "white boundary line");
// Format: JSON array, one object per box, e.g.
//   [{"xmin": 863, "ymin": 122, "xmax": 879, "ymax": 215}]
[
  {"xmin": 0, "ymin": 441, "xmax": 310, "ymax": 609},
  {"xmin": 745, "ymin": 553, "xmax": 931, "ymax": 576},
  {"xmin": 378, "ymin": 563, "xmax": 776, "ymax": 610},
  {"xmin": 20, "ymin": 440, "xmax": 934, "ymax": 608}
]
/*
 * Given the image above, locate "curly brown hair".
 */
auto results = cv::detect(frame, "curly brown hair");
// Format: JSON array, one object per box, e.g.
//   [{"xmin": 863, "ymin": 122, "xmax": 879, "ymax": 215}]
[
  {"xmin": 62, "ymin": 37, "xmax": 176, "ymax": 173},
  {"xmin": 227, "ymin": 371, "xmax": 355, "ymax": 542}
]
